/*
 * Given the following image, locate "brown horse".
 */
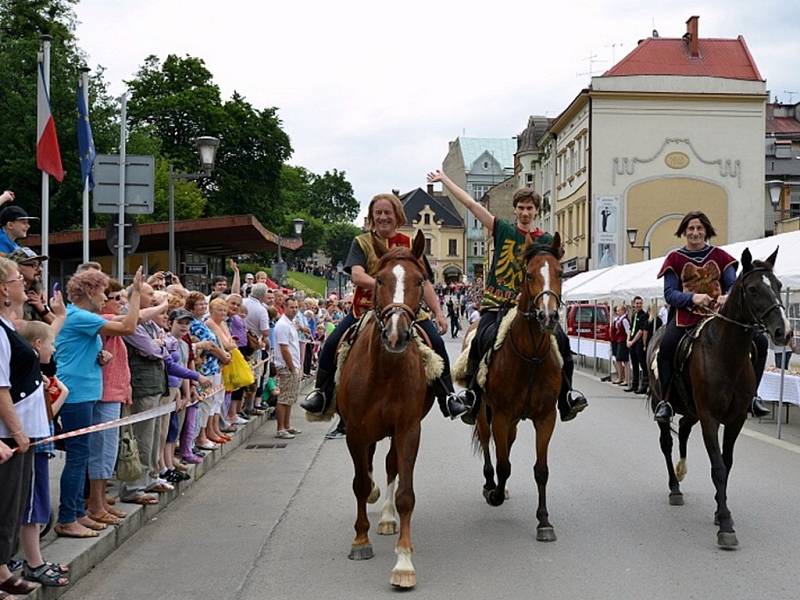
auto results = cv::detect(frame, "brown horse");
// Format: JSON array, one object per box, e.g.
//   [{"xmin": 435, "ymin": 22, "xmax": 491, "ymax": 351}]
[
  {"xmin": 473, "ymin": 234, "xmax": 565, "ymax": 542},
  {"xmin": 336, "ymin": 230, "xmax": 434, "ymax": 589},
  {"xmin": 647, "ymin": 247, "xmax": 794, "ymax": 548}
]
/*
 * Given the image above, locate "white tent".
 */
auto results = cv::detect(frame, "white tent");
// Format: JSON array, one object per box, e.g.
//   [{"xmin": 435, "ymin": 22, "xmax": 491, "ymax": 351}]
[{"xmin": 563, "ymin": 230, "xmax": 800, "ymax": 302}]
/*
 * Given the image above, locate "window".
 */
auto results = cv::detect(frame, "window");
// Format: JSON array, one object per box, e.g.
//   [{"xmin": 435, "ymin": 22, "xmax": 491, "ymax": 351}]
[
  {"xmin": 483, "ymin": 161, "xmax": 489, "ymax": 169},
  {"xmin": 471, "ymin": 184, "xmax": 490, "ymax": 200},
  {"xmin": 569, "ymin": 147, "xmax": 575, "ymax": 176},
  {"xmin": 423, "ymin": 213, "xmax": 430, "ymax": 225},
  {"xmin": 448, "ymin": 239, "xmax": 457, "ymax": 256},
  {"xmin": 567, "ymin": 207, "xmax": 574, "ymax": 240},
  {"xmin": 472, "ymin": 241, "xmax": 485, "ymax": 257},
  {"xmin": 791, "ymin": 191, "xmax": 800, "ymax": 218},
  {"xmin": 425, "ymin": 237, "xmax": 432, "ymax": 256},
  {"xmin": 526, "ymin": 173, "xmax": 533, "ymax": 184}
]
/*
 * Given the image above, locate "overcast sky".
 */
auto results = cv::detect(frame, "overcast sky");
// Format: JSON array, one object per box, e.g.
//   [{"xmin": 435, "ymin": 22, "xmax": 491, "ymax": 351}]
[{"xmin": 75, "ymin": 0, "xmax": 799, "ymax": 221}]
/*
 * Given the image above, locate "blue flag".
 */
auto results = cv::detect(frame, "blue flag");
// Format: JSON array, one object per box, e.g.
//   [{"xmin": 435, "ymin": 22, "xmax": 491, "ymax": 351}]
[{"xmin": 76, "ymin": 78, "xmax": 96, "ymax": 190}]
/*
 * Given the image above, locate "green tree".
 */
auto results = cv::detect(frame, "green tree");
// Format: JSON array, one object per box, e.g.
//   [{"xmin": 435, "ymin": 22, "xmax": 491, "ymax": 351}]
[
  {"xmin": 307, "ymin": 169, "xmax": 359, "ymax": 223},
  {"xmin": 0, "ymin": 0, "xmax": 118, "ymax": 231},
  {"xmin": 324, "ymin": 222, "xmax": 361, "ymax": 264}
]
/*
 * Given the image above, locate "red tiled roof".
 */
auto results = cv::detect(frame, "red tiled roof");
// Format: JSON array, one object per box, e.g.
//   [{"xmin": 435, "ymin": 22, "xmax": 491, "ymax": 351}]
[
  {"xmin": 603, "ymin": 36, "xmax": 763, "ymax": 81},
  {"xmin": 767, "ymin": 116, "xmax": 800, "ymax": 135}
]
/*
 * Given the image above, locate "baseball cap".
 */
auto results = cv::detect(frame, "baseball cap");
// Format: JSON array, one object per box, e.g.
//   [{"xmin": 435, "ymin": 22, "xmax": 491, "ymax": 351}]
[
  {"xmin": 0, "ymin": 206, "xmax": 39, "ymax": 226},
  {"xmin": 169, "ymin": 308, "xmax": 194, "ymax": 322},
  {"xmin": 7, "ymin": 246, "xmax": 48, "ymax": 264},
  {"xmin": 244, "ymin": 273, "xmax": 255, "ymax": 281}
]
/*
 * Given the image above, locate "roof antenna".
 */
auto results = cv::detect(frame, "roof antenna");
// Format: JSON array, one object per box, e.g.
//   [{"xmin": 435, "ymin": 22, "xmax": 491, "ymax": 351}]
[{"xmin": 652, "ymin": 17, "xmax": 659, "ymax": 38}]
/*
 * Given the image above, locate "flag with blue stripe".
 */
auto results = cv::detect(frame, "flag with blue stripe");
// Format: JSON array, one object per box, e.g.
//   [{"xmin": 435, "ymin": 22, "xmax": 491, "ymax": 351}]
[{"xmin": 76, "ymin": 78, "xmax": 96, "ymax": 190}]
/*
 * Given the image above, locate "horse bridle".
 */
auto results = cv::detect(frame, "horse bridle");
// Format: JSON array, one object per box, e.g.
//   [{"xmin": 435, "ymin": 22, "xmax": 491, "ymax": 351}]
[
  {"xmin": 706, "ymin": 267, "xmax": 784, "ymax": 332},
  {"xmin": 518, "ymin": 289, "xmax": 563, "ymax": 322},
  {"xmin": 373, "ymin": 301, "xmax": 420, "ymax": 340}
]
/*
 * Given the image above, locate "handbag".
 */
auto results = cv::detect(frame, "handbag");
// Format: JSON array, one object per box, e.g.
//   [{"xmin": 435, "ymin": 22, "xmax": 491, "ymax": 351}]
[
  {"xmin": 246, "ymin": 330, "xmax": 261, "ymax": 352},
  {"xmin": 222, "ymin": 347, "xmax": 256, "ymax": 391},
  {"xmin": 116, "ymin": 424, "xmax": 142, "ymax": 482}
]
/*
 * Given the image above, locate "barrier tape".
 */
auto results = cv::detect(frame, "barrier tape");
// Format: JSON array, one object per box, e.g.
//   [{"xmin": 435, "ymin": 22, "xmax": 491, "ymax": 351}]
[{"xmin": 10, "ymin": 357, "xmax": 269, "ymax": 454}]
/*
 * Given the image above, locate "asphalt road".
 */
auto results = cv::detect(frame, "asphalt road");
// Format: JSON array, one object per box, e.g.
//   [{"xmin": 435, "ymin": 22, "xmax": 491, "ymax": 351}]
[{"xmin": 65, "ymin": 336, "xmax": 800, "ymax": 600}]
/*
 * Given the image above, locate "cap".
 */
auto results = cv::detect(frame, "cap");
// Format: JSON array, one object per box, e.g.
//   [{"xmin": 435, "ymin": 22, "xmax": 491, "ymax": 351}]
[
  {"xmin": 0, "ymin": 206, "xmax": 39, "ymax": 226},
  {"xmin": 169, "ymin": 308, "xmax": 194, "ymax": 322},
  {"xmin": 244, "ymin": 273, "xmax": 255, "ymax": 281},
  {"xmin": 6, "ymin": 246, "xmax": 48, "ymax": 264}
]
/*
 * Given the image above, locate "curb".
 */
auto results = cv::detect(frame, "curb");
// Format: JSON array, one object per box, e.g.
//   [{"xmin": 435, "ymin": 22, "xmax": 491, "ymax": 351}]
[{"xmin": 16, "ymin": 402, "xmax": 288, "ymax": 600}]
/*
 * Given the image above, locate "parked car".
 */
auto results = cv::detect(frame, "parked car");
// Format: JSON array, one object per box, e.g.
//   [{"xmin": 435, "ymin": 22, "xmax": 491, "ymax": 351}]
[{"xmin": 565, "ymin": 303, "xmax": 611, "ymax": 341}]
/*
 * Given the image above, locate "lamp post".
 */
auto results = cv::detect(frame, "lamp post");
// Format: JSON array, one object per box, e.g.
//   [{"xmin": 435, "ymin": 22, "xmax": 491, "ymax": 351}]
[
  {"xmin": 626, "ymin": 227, "xmax": 651, "ymax": 261},
  {"xmin": 168, "ymin": 136, "xmax": 220, "ymax": 274},
  {"xmin": 273, "ymin": 218, "xmax": 305, "ymax": 285},
  {"xmin": 767, "ymin": 179, "xmax": 785, "ymax": 232},
  {"xmin": 336, "ymin": 261, "xmax": 343, "ymax": 298}
]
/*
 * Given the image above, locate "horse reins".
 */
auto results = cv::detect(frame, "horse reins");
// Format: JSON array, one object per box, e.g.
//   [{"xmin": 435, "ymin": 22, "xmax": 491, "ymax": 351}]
[{"xmin": 700, "ymin": 267, "xmax": 784, "ymax": 333}]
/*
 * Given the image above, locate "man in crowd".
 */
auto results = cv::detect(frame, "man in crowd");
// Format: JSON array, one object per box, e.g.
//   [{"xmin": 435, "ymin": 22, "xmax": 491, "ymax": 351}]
[
  {"xmin": 626, "ymin": 296, "xmax": 649, "ymax": 394},
  {"xmin": 7, "ymin": 247, "xmax": 53, "ymax": 324},
  {"xmin": 0, "ymin": 205, "xmax": 37, "ymax": 254},
  {"xmin": 274, "ymin": 298, "xmax": 302, "ymax": 439},
  {"xmin": 209, "ymin": 276, "xmax": 228, "ymax": 296}
]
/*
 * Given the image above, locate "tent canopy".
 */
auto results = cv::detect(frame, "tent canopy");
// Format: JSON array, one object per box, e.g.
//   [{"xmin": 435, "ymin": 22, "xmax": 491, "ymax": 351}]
[{"xmin": 563, "ymin": 230, "xmax": 800, "ymax": 302}]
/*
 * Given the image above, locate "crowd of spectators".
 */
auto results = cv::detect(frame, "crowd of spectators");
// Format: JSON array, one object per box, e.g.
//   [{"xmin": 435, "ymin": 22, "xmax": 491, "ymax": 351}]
[{"xmin": 0, "ymin": 193, "xmax": 354, "ymax": 598}]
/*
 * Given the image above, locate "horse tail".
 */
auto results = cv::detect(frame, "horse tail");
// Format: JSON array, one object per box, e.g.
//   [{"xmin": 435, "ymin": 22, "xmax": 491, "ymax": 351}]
[{"xmin": 470, "ymin": 403, "xmax": 492, "ymax": 455}]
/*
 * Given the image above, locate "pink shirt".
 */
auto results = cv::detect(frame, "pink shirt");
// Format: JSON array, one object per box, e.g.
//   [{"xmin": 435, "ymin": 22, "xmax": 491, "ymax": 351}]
[{"xmin": 101, "ymin": 314, "xmax": 131, "ymax": 404}]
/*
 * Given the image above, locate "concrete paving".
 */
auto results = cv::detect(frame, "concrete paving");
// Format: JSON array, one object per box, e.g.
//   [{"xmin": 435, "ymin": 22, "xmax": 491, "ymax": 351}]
[{"xmin": 62, "ymin": 337, "xmax": 800, "ymax": 600}]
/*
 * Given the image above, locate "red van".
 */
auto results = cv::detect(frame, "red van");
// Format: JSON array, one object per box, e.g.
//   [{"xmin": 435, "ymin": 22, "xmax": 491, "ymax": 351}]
[{"xmin": 565, "ymin": 304, "xmax": 611, "ymax": 341}]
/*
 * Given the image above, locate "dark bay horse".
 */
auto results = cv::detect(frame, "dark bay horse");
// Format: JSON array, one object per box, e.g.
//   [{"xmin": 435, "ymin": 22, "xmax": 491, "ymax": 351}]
[
  {"xmin": 474, "ymin": 234, "xmax": 565, "ymax": 542},
  {"xmin": 336, "ymin": 230, "xmax": 433, "ymax": 589},
  {"xmin": 647, "ymin": 247, "xmax": 794, "ymax": 548}
]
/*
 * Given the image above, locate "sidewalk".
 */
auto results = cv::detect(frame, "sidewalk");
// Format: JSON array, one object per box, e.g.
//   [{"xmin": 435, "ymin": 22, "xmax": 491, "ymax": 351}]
[{"xmin": 15, "ymin": 381, "xmax": 316, "ymax": 600}]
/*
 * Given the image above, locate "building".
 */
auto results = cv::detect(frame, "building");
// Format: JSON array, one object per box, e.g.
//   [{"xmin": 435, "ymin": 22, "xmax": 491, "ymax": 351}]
[
  {"xmin": 523, "ymin": 15, "xmax": 768, "ymax": 272},
  {"xmin": 442, "ymin": 137, "xmax": 516, "ymax": 279},
  {"xmin": 398, "ymin": 185, "xmax": 466, "ymax": 283},
  {"xmin": 765, "ymin": 101, "xmax": 800, "ymax": 233}
]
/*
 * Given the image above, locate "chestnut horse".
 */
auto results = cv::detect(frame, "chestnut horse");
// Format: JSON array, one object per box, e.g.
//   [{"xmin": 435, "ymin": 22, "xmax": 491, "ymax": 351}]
[
  {"xmin": 474, "ymin": 234, "xmax": 565, "ymax": 542},
  {"xmin": 336, "ymin": 230, "xmax": 434, "ymax": 589},
  {"xmin": 647, "ymin": 247, "xmax": 794, "ymax": 548}
]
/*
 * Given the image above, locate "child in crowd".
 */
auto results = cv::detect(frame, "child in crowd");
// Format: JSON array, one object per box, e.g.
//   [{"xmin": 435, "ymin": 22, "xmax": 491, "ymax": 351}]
[
  {"xmin": 261, "ymin": 362, "xmax": 280, "ymax": 416},
  {"xmin": 18, "ymin": 321, "xmax": 70, "ymax": 587}
]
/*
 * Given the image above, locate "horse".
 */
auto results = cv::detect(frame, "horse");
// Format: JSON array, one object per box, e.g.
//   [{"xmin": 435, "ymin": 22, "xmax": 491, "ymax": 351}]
[
  {"xmin": 647, "ymin": 247, "xmax": 794, "ymax": 548},
  {"xmin": 472, "ymin": 233, "xmax": 565, "ymax": 542},
  {"xmin": 336, "ymin": 230, "xmax": 434, "ymax": 589}
]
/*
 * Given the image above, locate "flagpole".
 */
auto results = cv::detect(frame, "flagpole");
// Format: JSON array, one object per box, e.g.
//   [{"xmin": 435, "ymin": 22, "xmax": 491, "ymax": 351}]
[
  {"xmin": 40, "ymin": 34, "xmax": 52, "ymax": 291},
  {"xmin": 117, "ymin": 92, "xmax": 128, "ymax": 282},
  {"xmin": 80, "ymin": 66, "xmax": 91, "ymax": 264}
]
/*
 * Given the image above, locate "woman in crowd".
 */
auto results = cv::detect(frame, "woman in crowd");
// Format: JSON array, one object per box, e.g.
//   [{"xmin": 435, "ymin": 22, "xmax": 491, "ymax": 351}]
[
  {"xmin": 54, "ymin": 267, "xmax": 143, "ymax": 538},
  {"xmin": 0, "ymin": 257, "xmax": 56, "ymax": 596},
  {"xmin": 611, "ymin": 304, "xmax": 630, "ymax": 385},
  {"xmin": 206, "ymin": 297, "xmax": 237, "ymax": 439},
  {"xmin": 225, "ymin": 293, "xmax": 250, "ymax": 425}
]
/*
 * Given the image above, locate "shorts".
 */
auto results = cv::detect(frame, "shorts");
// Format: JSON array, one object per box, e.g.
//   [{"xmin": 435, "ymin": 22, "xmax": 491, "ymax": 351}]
[
  {"xmin": 276, "ymin": 368, "xmax": 300, "ymax": 406},
  {"xmin": 22, "ymin": 453, "xmax": 51, "ymax": 526}
]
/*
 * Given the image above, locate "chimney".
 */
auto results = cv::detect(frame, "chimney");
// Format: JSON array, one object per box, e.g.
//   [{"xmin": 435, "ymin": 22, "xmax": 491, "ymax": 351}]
[
  {"xmin": 392, "ymin": 188, "xmax": 400, "ymax": 197},
  {"xmin": 427, "ymin": 183, "xmax": 434, "ymax": 196},
  {"xmin": 685, "ymin": 15, "xmax": 699, "ymax": 57}
]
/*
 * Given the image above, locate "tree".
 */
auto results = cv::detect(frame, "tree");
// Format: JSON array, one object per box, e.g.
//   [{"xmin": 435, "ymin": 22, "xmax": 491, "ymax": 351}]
[
  {"xmin": 307, "ymin": 169, "xmax": 359, "ymax": 223},
  {"xmin": 324, "ymin": 222, "xmax": 361, "ymax": 265},
  {"xmin": 0, "ymin": 0, "xmax": 118, "ymax": 231}
]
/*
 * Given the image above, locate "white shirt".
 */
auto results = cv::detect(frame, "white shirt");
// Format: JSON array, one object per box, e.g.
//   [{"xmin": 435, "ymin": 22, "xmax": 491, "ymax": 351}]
[
  {"xmin": 274, "ymin": 315, "xmax": 300, "ymax": 370},
  {"xmin": 468, "ymin": 309, "xmax": 480, "ymax": 324},
  {"xmin": 0, "ymin": 317, "xmax": 49, "ymax": 438},
  {"xmin": 243, "ymin": 296, "xmax": 270, "ymax": 336}
]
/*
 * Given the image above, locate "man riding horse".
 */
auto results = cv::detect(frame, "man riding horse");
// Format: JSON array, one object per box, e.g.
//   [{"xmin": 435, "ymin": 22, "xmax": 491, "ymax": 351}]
[
  {"xmin": 653, "ymin": 210, "xmax": 770, "ymax": 423},
  {"xmin": 426, "ymin": 170, "xmax": 588, "ymax": 423},
  {"xmin": 301, "ymin": 192, "xmax": 470, "ymax": 420}
]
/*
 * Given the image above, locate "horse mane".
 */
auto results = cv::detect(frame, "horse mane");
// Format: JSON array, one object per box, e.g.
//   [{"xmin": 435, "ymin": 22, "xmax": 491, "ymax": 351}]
[
  {"xmin": 376, "ymin": 246, "xmax": 425, "ymax": 273},
  {"xmin": 523, "ymin": 243, "xmax": 559, "ymax": 263},
  {"xmin": 721, "ymin": 258, "xmax": 774, "ymax": 320}
]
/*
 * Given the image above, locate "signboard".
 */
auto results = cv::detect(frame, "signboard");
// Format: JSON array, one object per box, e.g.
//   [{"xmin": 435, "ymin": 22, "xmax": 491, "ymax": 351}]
[
  {"xmin": 183, "ymin": 263, "xmax": 208, "ymax": 275},
  {"xmin": 594, "ymin": 195, "xmax": 620, "ymax": 269},
  {"xmin": 105, "ymin": 217, "xmax": 140, "ymax": 257},
  {"xmin": 93, "ymin": 154, "xmax": 155, "ymax": 214}
]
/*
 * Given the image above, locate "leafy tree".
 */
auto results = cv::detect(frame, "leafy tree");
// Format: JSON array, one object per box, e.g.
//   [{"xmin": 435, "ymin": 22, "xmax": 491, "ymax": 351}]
[
  {"xmin": 0, "ymin": 0, "xmax": 118, "ymax": 231},
  {"xmin": 324, "ymin": 222, "xmax": 362, "ymax": 264},
  {"xmin": 307, "ymin": 169, "xmax": 358, "ymax": 223}
]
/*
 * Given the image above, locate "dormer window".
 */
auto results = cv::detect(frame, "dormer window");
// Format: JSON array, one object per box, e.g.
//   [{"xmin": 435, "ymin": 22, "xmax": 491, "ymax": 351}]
[{"xmin": 424, "ymin": 213, "xmax": 431, "ymax": 225}]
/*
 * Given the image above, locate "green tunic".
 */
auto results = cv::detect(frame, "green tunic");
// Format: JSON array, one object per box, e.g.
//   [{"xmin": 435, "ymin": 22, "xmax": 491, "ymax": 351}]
[{"xmin": 481, "ymin": 218, "xmax": 553, "ymax": 310}]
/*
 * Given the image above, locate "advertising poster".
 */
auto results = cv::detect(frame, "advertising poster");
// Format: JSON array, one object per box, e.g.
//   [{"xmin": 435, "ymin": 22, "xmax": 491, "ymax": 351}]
[{"xmin": 595, "ymin": 195, "xmax": 620, "ymax": 269}]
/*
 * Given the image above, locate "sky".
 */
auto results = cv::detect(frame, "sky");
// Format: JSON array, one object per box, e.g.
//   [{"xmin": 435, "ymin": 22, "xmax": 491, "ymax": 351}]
[{"xmin": 74, "ymin": 0, "xmax": 800, "ymax": 221}]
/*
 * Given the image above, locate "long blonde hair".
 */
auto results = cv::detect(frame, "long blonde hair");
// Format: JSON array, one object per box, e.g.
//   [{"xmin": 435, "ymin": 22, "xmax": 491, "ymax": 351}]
[{"xmin": 367, "ymin": 193, "xmax": 406, "ymax": 229}]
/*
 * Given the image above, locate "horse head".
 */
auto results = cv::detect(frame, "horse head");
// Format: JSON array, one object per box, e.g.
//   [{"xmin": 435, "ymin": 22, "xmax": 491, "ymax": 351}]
[
  {"xmin": 521, "ymin": 232, "xmax": 564, "ymax": 332},
  {"xmin": 736, "ymin": 246, "xmax": 794, "ymax": 346},
  {"xmin": 372, "ymin": 230, "xmax": 427, "ymax": 353}
]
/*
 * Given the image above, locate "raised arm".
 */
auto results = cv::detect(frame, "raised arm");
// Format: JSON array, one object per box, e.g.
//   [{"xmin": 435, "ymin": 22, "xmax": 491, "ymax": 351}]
[
  {"xmin": 101, "ymin": 267, "xmax": 143, "ymax": 336},
  {"xmin": 427, "ymin": 170, "xmax": 495, "ymax": 234},
  {"xmin": 229, "ymin": 258, "xmax": 241, "ymax": 295}
]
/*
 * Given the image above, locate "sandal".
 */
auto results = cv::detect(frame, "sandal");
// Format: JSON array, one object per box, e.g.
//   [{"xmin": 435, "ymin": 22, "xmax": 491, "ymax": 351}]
[
  {"xmin": 107, "ymin": 507, "xmax": 128, "ymax": 518},
  {"xmin": 44, "ymin": 562, "xmax": 69, "ymax": 574},
  {"xmin": 22, "ymin": 562, "xmax": 69, "ymax": 587},
  {"xmin": 87, "ymin": 510, "xmax": 122, "ymax": 525},
  {"xmin": 78, "ymin": 516, "xmax": 107, "ymax": 531},
  {"xmin": 54, "ymin": 523, "xmax": 99, "ymax": 538},
  {"xmin": 145, "ymin": 482, "xmax": 173, "ymax": 493},
  {"xmin": 121, "ymin": 493, "xmax": 159, "ymax": 505},
  {"xmin": 0, "ymin": 575, "xmax": 38, "ymax": 594}
]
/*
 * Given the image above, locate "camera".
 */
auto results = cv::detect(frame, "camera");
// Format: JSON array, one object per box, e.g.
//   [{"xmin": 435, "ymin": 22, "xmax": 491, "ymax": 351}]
[{"xmin": 164, "ymin": 271, "xmax": 173, "ymax": 285}]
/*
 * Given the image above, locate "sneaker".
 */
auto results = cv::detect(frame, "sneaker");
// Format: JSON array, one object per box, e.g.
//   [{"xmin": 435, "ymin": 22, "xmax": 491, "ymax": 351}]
[
  {"xmin": 286, "ymin": 427, "xmax": 302, "ymax": 435},
  {"xmin": 275, "ymin": 430, "xmax": 296, "ymax": 439},
  {"xmin": 235, "ymin": 416, "xmax": 249, "ymax": 425},
  {"xmin": 325, "ymin": 428, "xmax": 346, "ymax": 440}
]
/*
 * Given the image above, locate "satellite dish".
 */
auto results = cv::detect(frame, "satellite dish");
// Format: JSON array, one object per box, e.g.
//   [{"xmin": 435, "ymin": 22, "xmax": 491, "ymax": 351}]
[{"xmin": 106, "ymin": 215, "xmax": 140, "ymax": 257}]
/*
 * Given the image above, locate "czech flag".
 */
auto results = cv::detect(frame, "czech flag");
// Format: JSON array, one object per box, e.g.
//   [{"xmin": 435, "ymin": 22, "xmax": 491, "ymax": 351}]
[{"xmin": 36, "ymin": 62, "xmax": 64, "ymax": 182}]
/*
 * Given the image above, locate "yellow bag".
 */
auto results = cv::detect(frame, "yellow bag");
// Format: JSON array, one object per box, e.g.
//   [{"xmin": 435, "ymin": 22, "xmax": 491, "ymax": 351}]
[{"xmin": 222, "ymin": 348, "xmax": 255, "ymax": 391}]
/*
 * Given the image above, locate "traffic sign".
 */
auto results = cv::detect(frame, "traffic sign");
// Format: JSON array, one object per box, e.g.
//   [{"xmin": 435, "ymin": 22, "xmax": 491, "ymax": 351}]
[
  {"xmin": 106, "ymin": 216, "xmax": 140, "ymax": 257},
  {"xmin": 93, "ymin": 154, "xmax": 155, "ymax": 214}
]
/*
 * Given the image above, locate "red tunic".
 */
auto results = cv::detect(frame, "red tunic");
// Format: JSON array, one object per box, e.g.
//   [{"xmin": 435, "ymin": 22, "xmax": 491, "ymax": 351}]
[{"xmin": 657, "ymin": 246, "xmax": 737, "ymax": 327}]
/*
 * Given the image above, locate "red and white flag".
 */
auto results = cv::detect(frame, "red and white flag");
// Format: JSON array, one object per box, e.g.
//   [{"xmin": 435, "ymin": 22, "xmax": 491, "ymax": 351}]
[{"xmin": 36, "ymin": 62, "xmax": 64, "ymax": 182}]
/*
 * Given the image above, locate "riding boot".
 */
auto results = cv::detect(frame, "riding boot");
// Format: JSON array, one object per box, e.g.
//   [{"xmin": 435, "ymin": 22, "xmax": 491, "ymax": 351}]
[
  {"xmin": 636, "ymin": 373, "xmax": 649, "ymax": 395},
  {"xmin": 750, "ymin": 395, "xmax": 770, "ymax": 418},
  {"xmin": 558, "ymin": 360, "xmax": 588, "ymax": 422},
  {"xmin": 653, "ymin": 400, "xmax": 674, "ymax": 424},
  {"xmin": 433, "ymin": 373, "xmax": 470, "ymax": 420},
  {"xmin": 300, "ymin": 368, "xmax": 333, "ymax": 415}
]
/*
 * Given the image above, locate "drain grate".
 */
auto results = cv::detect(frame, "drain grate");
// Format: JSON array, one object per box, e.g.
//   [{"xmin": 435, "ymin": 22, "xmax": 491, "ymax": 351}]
[{"xmin": 245, "ymin": 443, "xmax": 287, "ymax": 449}]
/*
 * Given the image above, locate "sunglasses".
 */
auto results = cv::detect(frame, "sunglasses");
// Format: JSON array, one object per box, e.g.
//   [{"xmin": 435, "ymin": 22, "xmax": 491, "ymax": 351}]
[{"xmin": 107, "ymin": 294, "xmax": 123, "ymax": 301}]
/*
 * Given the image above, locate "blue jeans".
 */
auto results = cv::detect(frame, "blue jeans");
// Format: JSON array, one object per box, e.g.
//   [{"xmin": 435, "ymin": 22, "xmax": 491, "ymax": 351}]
[
  {"xmin": 58, "ymin": 400, "xmax": 96, "ymax": 524},
  {"xmin": 88, "ymin": 402, "xmax": 121, "ymax": 480}
]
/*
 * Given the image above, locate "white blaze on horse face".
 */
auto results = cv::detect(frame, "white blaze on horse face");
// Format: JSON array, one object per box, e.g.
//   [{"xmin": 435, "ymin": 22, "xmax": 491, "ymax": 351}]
[
  {"xmin": 539, "ymin": 263, "xmax": 551, "ymax": 317},
  {"xmin": 387, "ymin": 264, "xmax": 406, "ymax": 345},
  {"xmin": 763, "ymin": 275, "xmax": 792, "ymax": 335}
]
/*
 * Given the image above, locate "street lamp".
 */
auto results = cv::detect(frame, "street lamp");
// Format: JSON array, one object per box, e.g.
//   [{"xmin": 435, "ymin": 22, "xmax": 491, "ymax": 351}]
[
  {"xmin": 274, "ymin": 218, "xmax": 305, "ymax": 285},
  {"xmin": 626, "ymin": 227, "xmax": 651, "ymax": 261},
  {"xmin": 336, "ymin": 261, "xmax": 343, "ymax": 298},
  {"xmin": 168, "ymin": 136, "xmax": 220, "ymax": 273}
]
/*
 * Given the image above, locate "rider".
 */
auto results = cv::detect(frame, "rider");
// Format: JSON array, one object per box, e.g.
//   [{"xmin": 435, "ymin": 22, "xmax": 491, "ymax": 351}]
[
  {"xmin": 653, "ymin": 211, "xmax": 770, "ymax": 423},
  {"xmin": 427, "ymin": 170, "xmax": 589, "ymax": 423},
  {"xmin": 301, "ymin": 193, "xmax": 470, "ymax": 420}
]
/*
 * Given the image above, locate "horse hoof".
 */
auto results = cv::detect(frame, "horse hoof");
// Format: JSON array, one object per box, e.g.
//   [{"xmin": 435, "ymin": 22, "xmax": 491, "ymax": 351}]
[
  {"xmin": 675, "ymin": 458, "xmax": 687, "ymax": 482},
  {"xmin": 482, "ymin": 487, "xmax": 493, "ymax": 504},
  {"xmin": 669, "ymin": 493, "xmax": 684, "ymax": 506},
  {"xmin": 390, "ymin": 569, "xmax": 416, "ymax": 589},
  {"xmin": 504, "ymin": 486, "xmax": 510, "ymax": 500},
  {"xmin": 486, "ymin": 489, "xmax": 503, "ymax": 507},
  {"xmin": 717, "ymin": 531, "xmax": 739, "ymax": 549},
  {"xmin": 378, "ymin": 520, "xmax": 398, "ymax": 536},
  {"xmin": 536, "ymin": 527, "xmax": 557, "ymax": 542},
  {"xmin": 367, "ymin": 484, "xmax": 380, "ymax": 505},
  {"xmin": 348, "ymin": 544, "xmax": 374, "ymax": 560}
]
